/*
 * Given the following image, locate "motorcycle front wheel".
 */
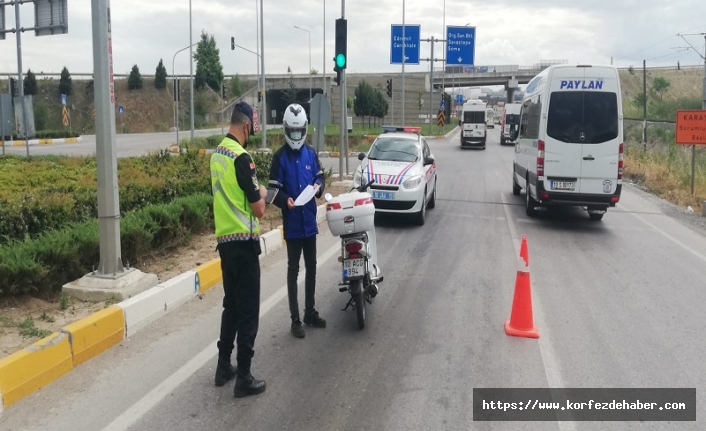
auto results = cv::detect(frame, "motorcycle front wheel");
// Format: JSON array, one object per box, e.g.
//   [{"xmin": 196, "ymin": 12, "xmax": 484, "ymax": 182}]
[{"xmin": 351, "ymin": 280, "xmax": 366, "ymax": 329}]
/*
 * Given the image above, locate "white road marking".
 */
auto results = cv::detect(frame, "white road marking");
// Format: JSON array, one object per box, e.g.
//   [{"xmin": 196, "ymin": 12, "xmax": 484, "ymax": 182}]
[
  {"xmin": 103, "ymin": 242, "xmax": 342, "ymax": 431},
  {"xmin": 619, "ymin": 203, "xmax": 706, "ymax": 265},
  {"xmin": 500, "ymin": 192, "xmax": 576, "ymax": 431}
]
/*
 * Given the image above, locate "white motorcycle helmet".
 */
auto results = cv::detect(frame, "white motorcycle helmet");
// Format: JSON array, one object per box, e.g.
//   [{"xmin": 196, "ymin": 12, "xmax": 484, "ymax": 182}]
[{"xmin": 283, "ymin": 103, "xmax": 308, "ymax": 151}]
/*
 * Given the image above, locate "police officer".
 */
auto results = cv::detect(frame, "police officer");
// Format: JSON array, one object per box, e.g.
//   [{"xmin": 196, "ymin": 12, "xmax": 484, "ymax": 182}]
[
  {"xmin": 268, "ymin": 103, "xmax": 327, "ymax": 338},
  {"xmin": 211, "ymin": 101, "xmax": 267, "ymax": 398}
]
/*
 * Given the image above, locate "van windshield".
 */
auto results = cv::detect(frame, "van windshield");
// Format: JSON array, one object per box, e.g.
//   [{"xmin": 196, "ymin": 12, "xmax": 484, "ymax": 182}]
[
  {"xmin": 546, "ymin": 92, "xmax": 618, "ymax": 144},
  {"xmin": 463, "ymin": 111, "xmax": 485, "ymax": 123},
  {"xmin": 505, "ymin": 114, "xmax": 520, "ymax": 125}
]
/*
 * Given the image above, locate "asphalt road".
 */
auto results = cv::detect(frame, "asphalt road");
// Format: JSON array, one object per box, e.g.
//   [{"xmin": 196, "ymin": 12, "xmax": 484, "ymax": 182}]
[{"xmin": 2, "ymin": 128, "xmax": 704, "ymax": 430}]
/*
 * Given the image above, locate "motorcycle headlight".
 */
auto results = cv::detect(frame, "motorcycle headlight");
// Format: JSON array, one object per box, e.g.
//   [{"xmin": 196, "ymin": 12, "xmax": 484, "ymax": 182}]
[{"xmin": 402, "ymin": 175, "xmax": 423, "ymax": 189}]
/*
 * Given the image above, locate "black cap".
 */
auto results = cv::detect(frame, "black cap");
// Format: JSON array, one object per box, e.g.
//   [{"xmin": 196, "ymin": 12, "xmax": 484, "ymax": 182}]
[{"xmin": 234, "ymin": 101, "xmax": 255, "ymax": 134}]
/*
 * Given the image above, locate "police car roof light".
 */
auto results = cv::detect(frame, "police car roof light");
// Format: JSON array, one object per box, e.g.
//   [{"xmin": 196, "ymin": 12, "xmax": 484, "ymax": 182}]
[{"xmin": 381, "ymin": 125, "xmax": 422, "ymax": 134}]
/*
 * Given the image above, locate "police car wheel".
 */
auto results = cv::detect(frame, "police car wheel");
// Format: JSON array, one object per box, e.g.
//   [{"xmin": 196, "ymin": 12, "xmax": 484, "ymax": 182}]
[
  {"xmin": 414, "ymin": 189, "xmax": 427, "ymax": 226},
  {"xmin": 427, "ymin": 181, "xmax": 437, "ymax": 209}
]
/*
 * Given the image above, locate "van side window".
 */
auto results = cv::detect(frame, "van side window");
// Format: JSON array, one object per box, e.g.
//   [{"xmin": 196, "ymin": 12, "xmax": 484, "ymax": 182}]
[
  {"xmin": 519, "ymin": 98, "xmax": 541, "ymax": 140},
  {"xmin": 546, "ymin": 92, "xmax": 618, "ymax": 144}
]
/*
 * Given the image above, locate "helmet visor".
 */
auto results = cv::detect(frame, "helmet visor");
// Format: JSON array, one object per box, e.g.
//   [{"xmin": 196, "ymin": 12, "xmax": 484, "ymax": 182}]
[{"xmin": 285, "ymin": 126, "xmax": 307, "ymax": 141}]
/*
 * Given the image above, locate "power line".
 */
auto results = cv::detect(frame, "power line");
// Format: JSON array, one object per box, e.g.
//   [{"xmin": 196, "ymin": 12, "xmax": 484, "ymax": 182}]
[{"xmin": 613, "ymin": 24, "xmax": 706, "ymax": 61}]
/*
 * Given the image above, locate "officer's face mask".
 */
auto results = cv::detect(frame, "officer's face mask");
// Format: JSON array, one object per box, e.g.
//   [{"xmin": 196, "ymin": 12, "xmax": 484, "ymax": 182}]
[{"xmin": 242, "ymin": 122, "xmax": 251, "ymax": 148}]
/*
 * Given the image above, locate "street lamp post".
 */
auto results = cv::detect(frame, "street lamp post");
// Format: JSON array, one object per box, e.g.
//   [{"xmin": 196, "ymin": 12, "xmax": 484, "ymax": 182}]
[
  {"xmin": 173, "ymin": 43, "xmax": 198, "ymax": 146},
  {"xmin": 294, "ymin": 25, "xmax": 312, "ymax": 101},
  {"xmin": 189, "ymin": 0, "xmax": 195, "ymax": 139}
]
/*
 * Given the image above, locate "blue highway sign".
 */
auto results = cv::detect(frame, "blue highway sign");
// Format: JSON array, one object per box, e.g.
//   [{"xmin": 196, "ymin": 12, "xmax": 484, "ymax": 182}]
[
  {"xmin": 390, "ymin": 24, "xmax": 421, "ymax": 65},
  {"xmin": 446, "ymin": 26, "xmax": 476, "ymax": 66}
]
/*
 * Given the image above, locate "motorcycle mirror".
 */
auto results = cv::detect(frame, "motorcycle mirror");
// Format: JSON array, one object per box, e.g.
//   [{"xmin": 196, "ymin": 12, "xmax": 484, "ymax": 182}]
[{"xmin": 324, "ymin": 193, "xmax": 333, "ymax": 202}]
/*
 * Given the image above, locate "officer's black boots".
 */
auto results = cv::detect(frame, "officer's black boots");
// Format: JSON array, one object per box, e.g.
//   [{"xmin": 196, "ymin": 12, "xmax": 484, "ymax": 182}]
[
  {"xmin": 234, "ymin": 373, "xmax": 267, "ymax": 398},
  {"xmin": 214, "ymin": 360, "xmax": 237, "ymax": 387}
]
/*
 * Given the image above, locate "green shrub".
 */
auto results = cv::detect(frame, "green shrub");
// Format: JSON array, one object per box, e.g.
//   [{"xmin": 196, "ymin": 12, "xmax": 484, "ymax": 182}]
[{"xmin": 0, "ymin": 193, "xmax": 214, "ymax": 298}]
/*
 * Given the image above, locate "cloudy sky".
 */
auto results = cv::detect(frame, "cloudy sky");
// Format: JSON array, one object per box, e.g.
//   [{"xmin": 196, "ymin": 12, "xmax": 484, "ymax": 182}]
[{"xmin": 0, "ymin": 0, "xmax": 705, "ymax": 79}]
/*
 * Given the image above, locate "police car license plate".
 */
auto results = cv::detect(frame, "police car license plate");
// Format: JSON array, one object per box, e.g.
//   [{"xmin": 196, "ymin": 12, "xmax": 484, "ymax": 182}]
[
  {"xmin": 343, "ymin": 258, "xmax": 365, "ymax": 279},
  {"xmin": 372, "ymin": 191, "xmax": 395, "ymax": 200},
  {"xmin": 550, "ymin": 181, "xmax": 575, "ymax": 191}
]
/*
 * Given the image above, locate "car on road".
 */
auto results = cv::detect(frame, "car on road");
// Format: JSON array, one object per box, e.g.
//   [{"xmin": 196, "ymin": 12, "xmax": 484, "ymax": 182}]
[
  {"xmin": 500, "ymin": 103, "xmax": 522, "ymax": 145},
  {"xmin": 353, "ymin": 126, "xmax": 437, "ymax": 225},
  {"xmin": 512, "ymin": 64, "xmax": 623, "ymax": 221}
]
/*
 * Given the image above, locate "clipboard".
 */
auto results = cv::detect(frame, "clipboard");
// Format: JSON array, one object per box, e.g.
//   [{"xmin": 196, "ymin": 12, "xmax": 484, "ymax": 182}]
[{"xmin": 265, "ymin": 187, "xmax": 279, "ymax": 205}]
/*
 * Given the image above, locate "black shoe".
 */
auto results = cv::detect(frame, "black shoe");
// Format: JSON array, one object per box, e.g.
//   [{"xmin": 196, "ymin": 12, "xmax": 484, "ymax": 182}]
[
  {"xmin": 303, "ymin": 309, "xmax": 327, "ymax": 328},
  {"xmin": 291, "ymin": 318, "xmax": 305, "ymax": 338},
  {"xmin": 234, "ymin": 373, "xmax": 266, "ymax": 398},
  {"xmin": 214, "ymin": 361, "xmax": 237, "ymax": 387}
]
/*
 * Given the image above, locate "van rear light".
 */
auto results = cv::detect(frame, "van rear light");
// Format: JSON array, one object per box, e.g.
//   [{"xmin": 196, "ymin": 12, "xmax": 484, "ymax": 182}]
[
  {"xmin": 345, "ymin": 242, "xmax": 363, "ymax": 253},
  {"xmin": 327, "ymin": 202, "xmax": 341, "ymax": 211},
  {"xmin": 611, "ymin": 196, "xmax": 620, "ymax": 203},
  {"xmin": 618, "ymin": 143, "xmax": 624, "ymax": 181},
  {"xmin": 540, "ymin": 192, "xmax": 549, "ymax": 200},
  {"xmin": 537, "ymin": 140, "xmax": 545, "ymax": 178},
  {"xmin": 354, "ymin": 197, "xmax": 372, "ymax": 206}
]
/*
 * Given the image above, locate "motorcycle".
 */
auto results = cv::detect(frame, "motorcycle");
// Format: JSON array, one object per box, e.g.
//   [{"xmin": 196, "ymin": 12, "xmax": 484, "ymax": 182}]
[{"xmin": 324, "ymin": 177, "xmax": 383, "ymax": 329}]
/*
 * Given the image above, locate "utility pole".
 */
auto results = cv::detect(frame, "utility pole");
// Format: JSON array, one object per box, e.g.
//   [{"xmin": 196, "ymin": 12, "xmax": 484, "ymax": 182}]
[
  {"xmin": 339, "ymin": 0, "xmax": 346, "ymax": 178},
  {"xmin": 189, "ymin": 0, "xmax": 195, "ymax": 140},
  {"xmin": 642, "ymin": 59, "xmax": 647, "ymax": 146},
  {"xmin": 421, "ymin": 36, "xmax": 445, "ymax": 135},
  {"xmin": 401, "ymin": 0, "xmax": 405, "ymax": 126},
  {"xmin": 259, "ymin": 0, "xmax": 267, "ymax": 150}
]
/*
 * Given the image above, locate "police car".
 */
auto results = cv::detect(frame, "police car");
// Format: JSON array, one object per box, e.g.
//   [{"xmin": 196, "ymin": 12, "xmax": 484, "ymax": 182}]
[{"xmin": 353, "ymin": 126, "xmax": 437, "ymax": 225}]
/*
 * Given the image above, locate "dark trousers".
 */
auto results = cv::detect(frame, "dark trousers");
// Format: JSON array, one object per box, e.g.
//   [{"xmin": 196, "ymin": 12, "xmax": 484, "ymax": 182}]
[
  {"xmin": 217, "ymin": 240, "xmax": 261, "ymax": 375},
  {"xmin": 286, "ymin": 236, "xmax": 317, "ymax": 320}
]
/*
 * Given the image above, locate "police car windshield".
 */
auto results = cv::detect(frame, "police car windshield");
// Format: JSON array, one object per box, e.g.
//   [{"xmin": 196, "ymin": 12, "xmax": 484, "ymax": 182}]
[
  {"xmin": 546, "ymin": 92, "xmax": 618, "ymax": 144},
  {"xmin": 368, "ymin": 137, "xmax": 420, "ymax": 162}
]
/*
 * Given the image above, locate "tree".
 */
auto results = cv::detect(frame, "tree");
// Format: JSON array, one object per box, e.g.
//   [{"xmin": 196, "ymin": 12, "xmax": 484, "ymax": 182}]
[
  {"xmin": 154, "ymin": 59, "xmax": 167, "ymax": 89},
  {"xmin": 310, "ymin": 69, "xmax": 318, "ymax": 75},
  {"xmin": 371, "ymin": 90, "xmax": 389, "ymax": 126},
  {"xmin": 353, "ymin": 80, "xmax": 376, "ymax": 126},
  {"xmin": 24, "ymin": 69, "xmax": 38, "ymax": 95},
  {"xmin": 632, "ymin": 93, "xmax": 647, "ymax": 110},
  {"xmin": 282, "ymin": 72, "xmax": 298, "ymax": 105},
  {"xmin": 194, "ymin": 31, "xmax": 224, "ymax": 92},
  {"xmin": 59, "ymin": 66, "xmax": 72, "ymax": 96},
  {"xmin": 652, "ymin": 77, "xmax": 670, "ymax": 100},
  {"xmin": 230, "ymin": 74, "xmax": 243, "ymax": 97},
  {"xmin": 128, "ymin": 65, "xmax": 143, "ymax": 90},
  {"xmin": 347, "ymin": 95, "xmax": 354, "ymax": 110}
]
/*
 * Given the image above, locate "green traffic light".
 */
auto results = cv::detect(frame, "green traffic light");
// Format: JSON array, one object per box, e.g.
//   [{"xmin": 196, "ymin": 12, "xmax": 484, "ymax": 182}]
[{"xmin": 335, "ymin": 53, "xmax": 346, "ymax": 68}]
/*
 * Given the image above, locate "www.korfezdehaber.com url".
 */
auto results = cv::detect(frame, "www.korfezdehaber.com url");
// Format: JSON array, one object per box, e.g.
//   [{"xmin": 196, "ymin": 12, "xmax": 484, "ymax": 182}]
[{"xmin": 482, "ymin": 399, "xmax": 687, "ymax": 412}]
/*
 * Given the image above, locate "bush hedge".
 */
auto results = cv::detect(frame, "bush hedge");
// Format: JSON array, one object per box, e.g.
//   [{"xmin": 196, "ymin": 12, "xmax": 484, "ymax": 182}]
[
  {"xmin": 0, "ymin": 193, "xmax": 214, "ymax": 298},
  {"xmin": 0, "ymin": 150, "xmax": 211, "ymax": 243}
]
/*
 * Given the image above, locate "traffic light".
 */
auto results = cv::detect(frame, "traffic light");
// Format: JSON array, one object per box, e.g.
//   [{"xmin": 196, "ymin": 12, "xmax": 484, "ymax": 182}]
[
  {"xmin": 231, "ymin": 36, "xmax": 235, "ymax": 50},
  {"xmin": 386, "ymin": 79, "xmax": 392, "ymax": 98},
  {"xmin": 9, "ymin": 78, "xmax": 18, "ymax": 97},
  {"xmin": 335, "ymin": 18, "xmax": 347, "ymax": 70},
  {"xmin": 257, "ymin": 90, "xmax": 262, "ymax": 102},
  {"xmin": 333, "ymin": 60, "xmax": 342, "ymax": 86},
  {"xmin": 222, "ymin": 84, "xmax": 226, "ymax": 99}
]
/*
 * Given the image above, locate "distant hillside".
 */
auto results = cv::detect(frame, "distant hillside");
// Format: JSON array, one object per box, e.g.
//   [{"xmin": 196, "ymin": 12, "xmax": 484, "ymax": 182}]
[{"xmin": 619, "ymin": 68, "xmax": 703, "ymax": 120}]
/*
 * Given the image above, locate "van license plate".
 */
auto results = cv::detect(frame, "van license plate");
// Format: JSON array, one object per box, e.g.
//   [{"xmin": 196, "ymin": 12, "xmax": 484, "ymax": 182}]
[
  {"xmin": 343, "ymin": 258, "xmax": 365, "ymax": 279},
  {"xmin": 372, "ymin": 191, "xmax": 395, "ymax": 200},
  {"xmin": 550, "ymin": 181, "xmax": 575, "ymax": 191}
]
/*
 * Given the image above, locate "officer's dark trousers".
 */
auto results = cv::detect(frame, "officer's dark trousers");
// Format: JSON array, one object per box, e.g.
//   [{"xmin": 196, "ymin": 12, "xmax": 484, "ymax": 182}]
[
  {"xmin": 217, "ymin": 240, "xmax": 261, "ymax": 375},
  {"xmin": 286, "ymin": 236, "xmax": 317, "ymax": 320}
]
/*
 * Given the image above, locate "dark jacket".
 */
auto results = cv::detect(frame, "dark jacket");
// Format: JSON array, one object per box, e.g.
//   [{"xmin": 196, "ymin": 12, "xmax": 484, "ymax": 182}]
[{"xmin": 269, "ymin": 144, "xmax": 325, "ymax": 239}]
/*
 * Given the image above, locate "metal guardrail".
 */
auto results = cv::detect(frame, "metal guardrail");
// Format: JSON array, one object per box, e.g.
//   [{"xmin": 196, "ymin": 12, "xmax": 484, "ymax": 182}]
[{"xmin": 624, "ymin": 117, "xmax": 676, "ymax": 124}]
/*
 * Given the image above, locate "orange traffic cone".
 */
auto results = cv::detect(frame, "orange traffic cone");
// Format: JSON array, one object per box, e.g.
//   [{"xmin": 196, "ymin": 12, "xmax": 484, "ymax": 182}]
[
  {"xmin": 519, "ymin": 235, "xmax": 529, "ymax": 267},
  {"xmin": 504, "ymin": 237, "xmax": 539, "ymax": 339}
]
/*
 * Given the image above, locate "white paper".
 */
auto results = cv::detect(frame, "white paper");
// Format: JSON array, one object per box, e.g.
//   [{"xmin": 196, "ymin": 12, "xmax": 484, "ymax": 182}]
[{"xmin": 294, "ymin": 184, "xmax": 318, "ymax": 206}]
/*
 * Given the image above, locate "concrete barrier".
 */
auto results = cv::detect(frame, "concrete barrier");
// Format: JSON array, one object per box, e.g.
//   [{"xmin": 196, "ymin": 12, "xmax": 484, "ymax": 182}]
[
  {"xmin": 118, "ymin": 285, "xmax": 167, "ymax": 337},
  {"xmin": 62, "ymin": 306, "xmax": 125, "ymax": 367},
  {"xmin": 262, "ymin": 229, "xmax": 283, "ymax": 255},
  {"xmin": 195, "ymin": 259, "xmax": 222, "ymax": 294},
  {"xmin": 0, "ymin": 136, "xmax": 83, "ymax": 146},
  {"xmin": 162, "ymin": 271, "xmax": 198, "ymax": 311},
  {"xmin": 0, "ymin": 332, "xmax": 73, "ymax": 409}
]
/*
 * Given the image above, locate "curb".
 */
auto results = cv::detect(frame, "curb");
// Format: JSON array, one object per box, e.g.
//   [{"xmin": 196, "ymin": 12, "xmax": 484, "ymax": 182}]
[
  {"xmin": 0, "ymin": 211, "xmax": 324, "ymax": 410},
  {"xmin": 319, "ymin": 151, "xmax": 356, "ymax": 158},
  {"xmin": 423, "ymin": 126, "xmax": 459, "ymax": 140},
  {"xmin": 1, "ymin": 136, "xmax": 82, "ymax": 147}
]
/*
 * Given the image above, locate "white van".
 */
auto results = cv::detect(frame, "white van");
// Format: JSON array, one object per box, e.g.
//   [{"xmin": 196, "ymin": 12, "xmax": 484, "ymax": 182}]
[
  {"xmin": 500, "ymin": 103, "xmax": 522, "ymax": 145},
  {"xmin": 460, "ymin": 99, "xmax": 487, "ymax": 149},
  {"xmin": 512, "ymin": 64, "xmax": 623, "ymax": 221},
  {"xmin": 485, "ymin": 108, "xmax": 495, "ymax": 129}
]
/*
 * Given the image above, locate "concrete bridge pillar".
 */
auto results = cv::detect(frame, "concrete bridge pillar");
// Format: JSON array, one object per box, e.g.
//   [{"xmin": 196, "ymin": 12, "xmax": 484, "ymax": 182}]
[{"xmin": 506, "ymin": 77, "xmax": 519, "ymax": 104}]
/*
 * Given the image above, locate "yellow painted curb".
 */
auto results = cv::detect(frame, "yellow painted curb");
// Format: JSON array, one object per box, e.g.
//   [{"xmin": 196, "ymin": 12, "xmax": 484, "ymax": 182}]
[
  {"xmin": 38, "ymin": 139, "xmax": 52, "ymax": 145},
  {"xmin": 330, "ymin": 152, "xmax": 340, "ymax": 157},
  {"xmin": 0, "ymin": 332, "xmax": 73, "ymax": 408},
  {"xmin": 65, "ymin": 137, "xmax": 78, "ymax": 143},
  {"xmin": 62, "ymin": 306, "xmax": 125, "ymax": 367},
  {"xmin": 198, "ymin": 148, "xmax": 206, "ymax": 155},
  {"xmin": 195, "ymin": 259, "xmax": 222, "ymax": 293},
  {"xmin": 276, "ymin": 224, "xmax": 284, "ymax": 242},
  {"xmin": 12, "ymin": 141, "xmax": 24, "ymax": 146},
  {"xmin": 170, "ymin": 146, "xmax": 180, "ymax": 153}
]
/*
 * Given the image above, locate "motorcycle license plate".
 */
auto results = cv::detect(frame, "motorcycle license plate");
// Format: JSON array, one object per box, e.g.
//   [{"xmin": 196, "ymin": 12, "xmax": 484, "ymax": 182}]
[{"xmin": 343, "ymin": 258, "xmax": 365, "ymax": 279}]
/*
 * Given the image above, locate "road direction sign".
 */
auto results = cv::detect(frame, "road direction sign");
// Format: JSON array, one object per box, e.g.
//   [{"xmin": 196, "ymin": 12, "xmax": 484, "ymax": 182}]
[
  {"xmin": 62, "ymin": 106, "xmax": 69, "ymax": 127},
  {"xmin": 61, "ymin": 93, "xmax": 67, "ymax": 106},
  {"xmin": 440, "ymin": 100, "xmax": 446, "ymax": 110},
  {"xmin": 456, "ymin": 94, "xmax": 463, "ymax": 104},
  {"xmin": 118, "ymin": 105, "xmax": 124, "ymax": 114},
  {"xmin": 446, "ymin": 26, "xmax": 476, "ymax": 66},
  {"xmin": 390, "ymin": 24, "xmax": 421, "ymax": 65},
  {"xmin": 437, "ymin": 110, "xmax": 446, "ymax": 127}
]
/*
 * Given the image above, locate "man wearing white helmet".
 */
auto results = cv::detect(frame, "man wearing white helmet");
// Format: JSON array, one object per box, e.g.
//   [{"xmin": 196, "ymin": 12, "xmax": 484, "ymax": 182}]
[{"xmin": 268, "ymin": 103, "xmax": 326, "ymax": 338}]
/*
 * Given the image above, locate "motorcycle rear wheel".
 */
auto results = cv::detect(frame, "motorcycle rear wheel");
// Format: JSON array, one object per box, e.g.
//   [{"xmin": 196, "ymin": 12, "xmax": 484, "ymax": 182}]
[{"xmin": 351, "ymin": 280, "xmax": 366, "ymax": 329}]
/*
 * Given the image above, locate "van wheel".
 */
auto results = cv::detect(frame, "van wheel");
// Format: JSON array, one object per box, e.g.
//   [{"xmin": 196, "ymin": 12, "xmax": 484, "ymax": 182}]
[
  {"xmin": 512, "ymin": 172, "xmax": 521, "ymax": 196},
  {"xmin": 525, "ymin": 182, "xmax": 539, "ymax": 217},
  {"xmin": 589, "ymin": 213, "xmax": 604, "ymax": 221}
]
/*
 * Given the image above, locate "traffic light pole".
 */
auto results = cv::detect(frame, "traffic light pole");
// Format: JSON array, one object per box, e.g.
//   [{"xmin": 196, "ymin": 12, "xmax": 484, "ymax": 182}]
[
  {"xmin": 339, "ymin": 0, "xmax": 346, "ymax": 180},
  {"xmin": 421, "ymin": 37, "xmax": 445, "ymax": 136}
]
